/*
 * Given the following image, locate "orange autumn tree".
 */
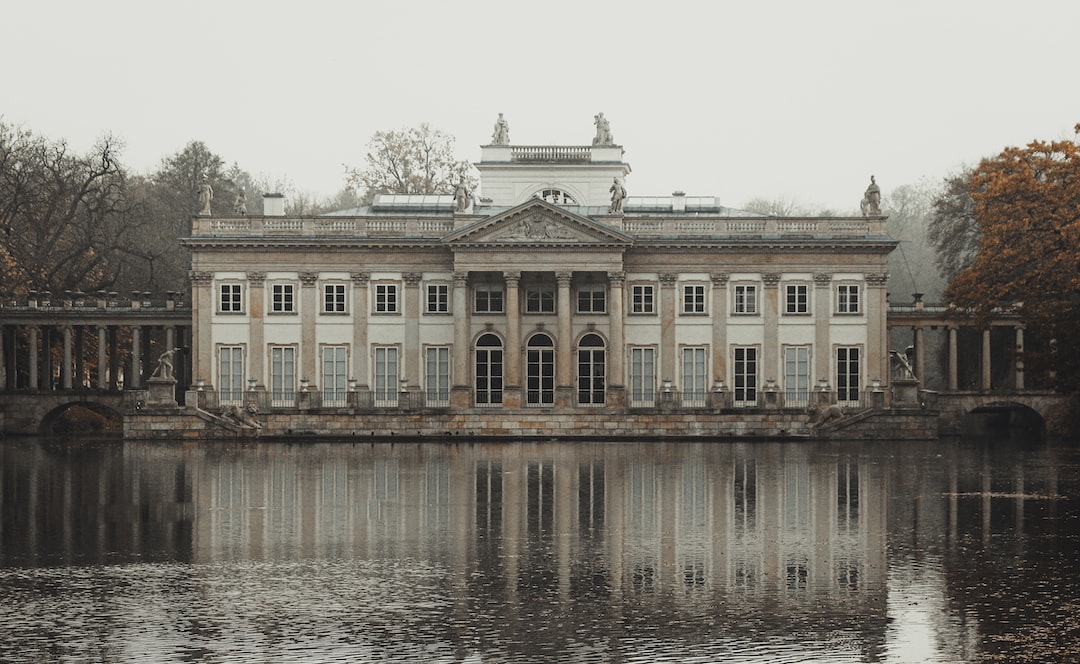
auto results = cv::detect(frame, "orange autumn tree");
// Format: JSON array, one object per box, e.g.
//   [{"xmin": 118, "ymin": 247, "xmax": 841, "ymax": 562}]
[{"xmin": 945, "ymin": 127, "xmax": 1080, "ymax": 390}]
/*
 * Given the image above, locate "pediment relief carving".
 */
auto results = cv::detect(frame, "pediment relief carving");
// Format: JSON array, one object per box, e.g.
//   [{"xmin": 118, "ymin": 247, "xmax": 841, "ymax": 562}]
[{"xmin": 447, "ymin": 200, "xmax": 632, "ymax": 247}]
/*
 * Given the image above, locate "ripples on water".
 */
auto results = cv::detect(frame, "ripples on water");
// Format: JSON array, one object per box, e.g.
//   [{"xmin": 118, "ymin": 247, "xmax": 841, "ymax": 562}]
[{"xmin": 1, "ymin": 438, "xmax": 1078, "ymax": 662}]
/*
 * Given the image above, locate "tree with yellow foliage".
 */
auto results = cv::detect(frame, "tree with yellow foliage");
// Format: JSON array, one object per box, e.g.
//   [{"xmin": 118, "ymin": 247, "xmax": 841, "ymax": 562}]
[{"xmin": 945, "ymin": 126, "xmax": 1080, "ymax": 389}]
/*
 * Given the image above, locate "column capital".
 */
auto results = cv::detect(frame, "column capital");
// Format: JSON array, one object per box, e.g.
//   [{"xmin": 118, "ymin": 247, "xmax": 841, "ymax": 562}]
[
  {"xmin": 190, "ymin": 270, "xmax": 214, "ymax": 286},
  {"xmin": 864, "ymin": 272, "xmax": 889, "ymax": 288},
  {"xmin": 556, "ymin": 271, "xmax": 573, "ymax": 287},
  {"xmin": 350, "ymin": 271, "xmax": 370, "ymax": 285},
  {"xmin": 762, "ymin": 273, "xmax": 781, "ymax": 287},
  {"xmin": 813, "ymin": 272, "xmax": 832, "ymax": 287},
  {"xmin": 299, "ymin": 271, "xmax": 319, "ymax": 286},
  {"xmin": 453, "ymin": 271, "xmax": 469, "ymax": 286},
  {"xmin": 659, "ymin": 273, "xmax": 678, "ymax": 287},
  {"xmin": 503, "ymin": 271, "xmax": 521, "ymax": 288},
  {"xmin": 710, "ymin": 272, "xmax": 729, "ymax": 286},
  {"xmin": 608, "ymin": 271, "xmax": 626, "ymax": 287},
  {"xmin": 403, "ymin": 272, "xmax": 423, "ymax": 287},
  {"xmin": 246, "ymin": 271, "xmax": 266, "ymax": 286}
]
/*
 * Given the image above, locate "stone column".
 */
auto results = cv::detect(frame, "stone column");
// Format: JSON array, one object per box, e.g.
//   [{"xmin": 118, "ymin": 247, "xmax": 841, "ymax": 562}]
[
  {"xmin": 28, "ymin": 327, "xmax": 39, "ymax": 390},
  {"xmin": 61, "ymin": 325, "xmax": 73, "ymax": 390},
  {"xmin": 711, "ymin": 273, "xmax": 729, "ymax": 386},
  {"xmin": 247, "ymin": 271, "xmax": 266, "ymax": 388},
  {"xmin": 299, "ymin": 271, "xmax": 319, "ymax": 389},
  {"xmin": 556, "ymin": 271, "xmax": 574, "ymax": 405},
  {"xmin": 451, "ymin": 272, "xmax": 470, "ymax": 407},
  {"xmin": 97, "ymin": 326, "xmax": 108, "ymax": 389},
  {"xmin": 813, "ymin": 273, "xmax": 832, "ymax": 385},
  {"xmin": 659, "ymin": 273, "xmax": 678, "ymax": 388},
  {"xmin": 608, "ymin": 271, "xmax": 626, "ymax": 407},
  {"xmin": 913, "ymin": 326, "xmax": 925, "ymax": 384},
  {"xmin": 762, "ymin": 273, "xmax": 781, "ymax": 389},
  {"xmin": 981, "ymin": 328, "xmax": 992, "ymax": 391},
  {"xmin": 75, "ymin": 326, "xmax": 85, "ymax": 389},
  {"xmin": 3, "ymin": 326, "xmax": 15, "ymax": 390},
  {"xmin": 865, "ymin": 273, "xmax": 890, "ymax": 390},
  {"xmin": 1014, "ymin": 326, "xmax": 1025, "ymax": 390},
  {"xmin": 130, "ymin": 326, "xmax": 142, "ymax": 389},
  {"xmin": 190, "ymin": 271, "xmax": 214, "ymax": 387},
  {"xmin": 947, "ymin": 326, "xmax": 958, "ymax": 391},
  {"xmin": 403, "ymin": 272, "xmax": 423, "ymax": 392},
  {"xmin": 503, "ymin": 271, "xmax": 522, "ymax": 408},
  {"xmin": 351, "ymin": 272, "xmax": 370, "ymax": 391}
]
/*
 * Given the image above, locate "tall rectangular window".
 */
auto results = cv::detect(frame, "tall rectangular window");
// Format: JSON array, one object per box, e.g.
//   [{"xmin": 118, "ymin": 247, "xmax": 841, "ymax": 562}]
[
  {"xmin": 374, "ymin": 346, "xmax": 399, "ymax": 406},
  {"xmin": 270, "ymin": 346, "xmax": 295, "ymax": 406},
  {"xmin": 631, "ymin": 284, "xmax": 655, "ymax": 314},
  {"xmin": 426, "ymin": 347, "xmax": 450, "ymax": 405},
  {"xmin": 375, "ymin": 284, "xmax": 398, "ymax": 313},
  {"xmin": 219, "ymin": 346, "xmax": 244, "ymax": 402},
  {"xmin": 683, "ymin": 284, "xmax": 706, "ymax": 314},
  {"xmin": 475, "ymin": 285, "xmax": 504, "ymax": 313},
  {"xmin": 220, "ymin": 284, "xmax": 242, "ymax": 313},
  {"xmin": 784, "ymin": 347, "xmax": 811, "ymax": 407},
  {"xmin": 837, "ymin": 284, "xmax": 860, "ymax": 314},
  {"xmin": 526, "ymin": 287, "xmax": 555, "ymax": 313},
  {"xmin": 323, "ymin": 283, "xmax": 346, "ymax": 313},
  {"xmin": 427, "ymin": 284, "xmax": 449, "ymax": 313},
  {"xmin": 734, "ymin": 347, "xmax": 757, "ymax": 407},
  {"xmin": 271, "ymin": 283, "xmax": 295, "ymax": 313},
  {"xmin": 682, "ymin": 347, "xmax": 707, "ymax": 406},
  {"xmin": 734, "ymin": 284, "xmax": 757, "ymax": 314},
  {"xmin": 785, "ymin": 284, "xmax": 809, "ymax": 314},
  {"xmin": 837, "ymin": 347, "xmax": 861, "ymax": 404},
  {"xmin": 577, "ymin": 285, "xmax": 606, "ymax": 313},
  {"xmin": 630, "ymin": 347, "xmax": 655, "ymax": 405},
  {"xmin": 322, "ymin": 346, "xmax": 348, "ymax": 406}
]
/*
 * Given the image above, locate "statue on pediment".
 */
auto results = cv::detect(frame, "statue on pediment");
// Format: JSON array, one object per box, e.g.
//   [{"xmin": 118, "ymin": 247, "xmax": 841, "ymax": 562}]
[{"xmin": 492, "ymin": 113, "xmax": 510, "ymax": 145}]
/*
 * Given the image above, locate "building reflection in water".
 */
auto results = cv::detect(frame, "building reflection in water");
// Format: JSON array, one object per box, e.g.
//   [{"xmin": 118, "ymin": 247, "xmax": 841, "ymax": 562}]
[{"xmin": 1, "ymin": 438, "xmax": 1073, "ymax": 661}]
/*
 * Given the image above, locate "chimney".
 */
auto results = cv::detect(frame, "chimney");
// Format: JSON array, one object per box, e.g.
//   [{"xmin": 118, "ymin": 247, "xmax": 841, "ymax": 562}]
[
  {"xmin": 263, "ymin": 193, "xmax": 285, "ymax": 216},
  {"xmin": 672, "ymin": 191, "xmax": 686, "ymax": 212}
]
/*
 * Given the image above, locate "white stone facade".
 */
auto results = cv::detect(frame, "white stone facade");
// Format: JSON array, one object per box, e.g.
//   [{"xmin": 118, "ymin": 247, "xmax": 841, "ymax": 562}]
[{"xmin": 185, "ymin": 134, "xmax": 894, "ymax": 414}]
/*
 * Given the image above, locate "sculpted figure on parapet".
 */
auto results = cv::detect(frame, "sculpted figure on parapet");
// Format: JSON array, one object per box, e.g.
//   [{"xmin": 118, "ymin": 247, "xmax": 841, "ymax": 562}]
[
  {"xmin": 861, "ymin": 175, "xmax": 881, "ymax": 216},
  {"xmin": 198, "ymin": 182, "xmax": 213, "ymax": 215},
  {"xmin": 233, "ymin": 190, "xmax": 247, "ymax": 215},
  {"xmin": 454, "ymin": 180, "xmax": 471, "ymax": 212},
  {"xmin": 593, "ymin": 112, "xmax": 614, "ymax": 145},
  {"xmin": 608, "ymin": 177, "xmax": 626, "ymax": 213},
  {"xmin": 491, "ymin": 113, "xmax": 510, "ymax": 145}
]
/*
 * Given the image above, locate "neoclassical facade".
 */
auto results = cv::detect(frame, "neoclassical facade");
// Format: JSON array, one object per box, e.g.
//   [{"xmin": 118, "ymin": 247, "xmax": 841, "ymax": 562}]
[{"xmin": 184, "ymin": 123, "xmax": 895, "ymax": 417}]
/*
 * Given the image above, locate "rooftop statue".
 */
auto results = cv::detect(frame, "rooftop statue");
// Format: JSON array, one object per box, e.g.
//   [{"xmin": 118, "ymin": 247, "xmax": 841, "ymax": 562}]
[
  {"xmin": 593, "ymin": 112, "xmax": 614, "ymax": 146},
  {"xmin": 198, "ymin": 182, "xmax": 213, "ymax": 216},
  {"xmin": 860, "ymin": 175, "xmax": 881, "ymax": 216},
  {"xmin": 608, "ymin": 177, "xmax": 626, "ymax": 214},
  {"xmin": 454, "ymin": 180, "xmax": 471, "ymax": 212},
  {"xmin": 491, "ymin": 113, "xmax": 510, "ymax": 145},
  {"xmin": 233, "ymin": 190, "xmax": 247, "ymax": 215}
]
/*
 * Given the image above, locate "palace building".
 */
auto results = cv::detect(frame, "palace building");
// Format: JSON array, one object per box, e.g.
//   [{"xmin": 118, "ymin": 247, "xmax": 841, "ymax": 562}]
[{"xmin": 183, "ymin": 117, "xmax": 896, "ymax": 434}]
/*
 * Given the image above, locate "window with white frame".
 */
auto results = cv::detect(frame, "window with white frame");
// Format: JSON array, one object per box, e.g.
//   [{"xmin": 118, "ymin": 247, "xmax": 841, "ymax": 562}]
[
  {"xmin": 837, "ymin": 284, "xmax": 860, "ymax": 314},
  {"xmin": 577, "ymin": 284, "xmax": 606, "ymax": 314},
  {"xmin": 426, "ymin": 346, "xmax": 450, "ymax": 405},
  {"xmin": 373, "ymin": 346, "xmax": 399, "ymax": 405},
  {"xmin": 785, "ymin": 284, "xmax": 809, "ymax": 314},
  {"xmin": 219, "ymin": 346, "xmax": 244, "ymax": 402},
  {"xmin": 526, "ymin": 286, "xmax": 555, "ymax": 313},
  {"xmin": 526, "ymin": 335, "xmax": 554, "ymax": 405},
  {"xmin": 682, "ymin": 284, "xmax": 706, "ymax": 314},
  {"xmin": 271, "ymin": 283, "xmax": 295, "ymax": 313},
  {"xmin": 323, "ymin": 283, "xmax": 346, "ymax": 313},
  {"xmin": 270, "ymin": 346, "xmax": 295, "ymax": 405},
  {"xmin": 630, "ymin": 347, "xmax": 656, "ymax": 405},
  {"xmin": 733, "ymin": 284, "xmax": 758, "ymax": 315},
  {"xmin": 837, "ymin": 347, "xmax": 861, "ymax": 404},
  {"xmin": 219, "ymin": 283, "xmax": 243, "ymax": 313},
  {"xmin": 426, "ymin": 283, "xmax": 449, "ymax": 313},
  {"xmin": 631, "ymin": 284, "xmax": 655, "ymax": 314},
  {"xmin": 322, "ymin": 346, "xmax": 348, "ymax": 405},
  {"xmin": 784, "ymin": 346, "xmax": 811, "ymax": 406},
  {"xmin": 475, "ymin": 333, "xmax": 503, "ymax": 405},
  {"xmin": 682, "ymin": 347, "xmax": 707, "ymax": 406},
  {"xmin": 577, "ymin": 333, "xmax": 606, "ymax": 405},
  {"xmin": 374, "ymin": 283, "xmax": 399, "ymax": 313},
  {"xmin": 474, "ymin": 284, "xmax": 504, "ymax": 313}
]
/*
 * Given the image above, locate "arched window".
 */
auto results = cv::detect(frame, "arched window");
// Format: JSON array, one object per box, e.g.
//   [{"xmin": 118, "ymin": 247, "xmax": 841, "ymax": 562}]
[
  {"xmin": 534, "ymin": 188, "xmax": 578, "ymax": 205},
  {"xmin": 578, "ymin": 333, "xmax": 606, "ymax": 405},
  {"xmin": 475, "ymin": 334, "xmax": 503, "ymax": 406},
  {"xmin": 527, "ymin": 334, "xmax": 555, "ymax": 405}
]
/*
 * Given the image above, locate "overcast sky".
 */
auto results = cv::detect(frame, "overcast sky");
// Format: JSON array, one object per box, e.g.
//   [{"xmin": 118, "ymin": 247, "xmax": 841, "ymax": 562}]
[{"xmin": 5, "ymin": 0, "xmax": 1079, "ymax": 211}]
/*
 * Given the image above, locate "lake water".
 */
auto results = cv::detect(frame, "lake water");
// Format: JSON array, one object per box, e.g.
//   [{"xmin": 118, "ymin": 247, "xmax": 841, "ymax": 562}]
[{"xmin": 1, "ymin": 437, "xmax": 1077, "ymax": 663}]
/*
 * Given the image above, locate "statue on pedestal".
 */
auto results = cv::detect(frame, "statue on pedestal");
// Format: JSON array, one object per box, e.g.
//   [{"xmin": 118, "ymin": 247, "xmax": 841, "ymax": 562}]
[
  {"xmin": 860, "ymin": 175, "xmax": 881, "ymax": 216},
  {"xmin": 491, "ymin": 113, "xmax": 510, "ymax": 145},
  {"xmin": 593, "ymin": 112, "xmax": 614, "ymax": 146},
  {"xmin": 608, "ymin": 177, "xmax": 626, "ymax": 213},
  {"xmin": 198, "ymin": 182, "xmax": 213, "ymax": 216}
]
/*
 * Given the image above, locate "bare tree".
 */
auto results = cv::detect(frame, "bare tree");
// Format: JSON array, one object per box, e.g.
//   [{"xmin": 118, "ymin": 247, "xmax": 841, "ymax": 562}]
[
  {"xmin": 927, "ymin": 167, "xmax": 979, "ymax": 283},
  {"xmin": 345, "ymin": 124, "xmax": 476, "ymax": 203}
]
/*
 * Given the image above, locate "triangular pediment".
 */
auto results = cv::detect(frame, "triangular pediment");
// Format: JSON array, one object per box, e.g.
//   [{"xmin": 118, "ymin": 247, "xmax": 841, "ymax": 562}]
[{"xmin": 444, "ymin": 199, "xmax": 633, "ymax": 247}]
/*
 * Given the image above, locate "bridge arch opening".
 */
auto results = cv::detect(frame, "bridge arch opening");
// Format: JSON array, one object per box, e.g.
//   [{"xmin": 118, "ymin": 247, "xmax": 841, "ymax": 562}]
[
  {"xmin": 961, "ymin": 401, "xmax": 1046, "ymax": 440},
  {"xmin": 40, "ymin": 402, "xmax": 123, "ymax": 437}
]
